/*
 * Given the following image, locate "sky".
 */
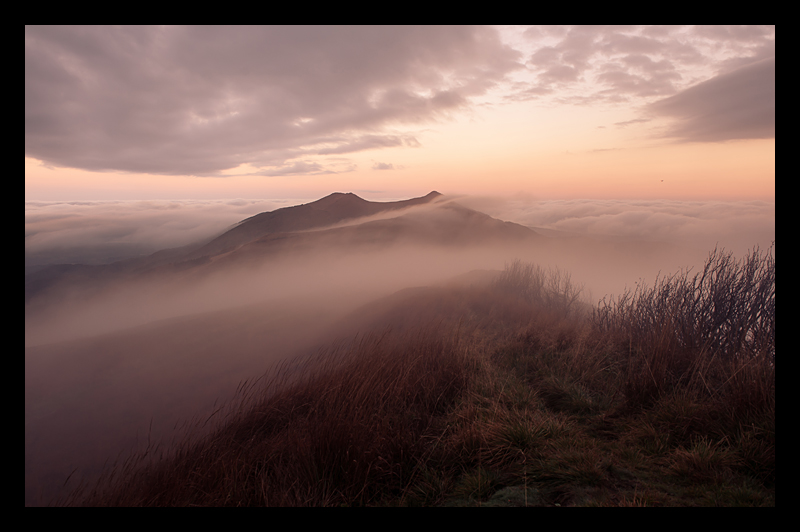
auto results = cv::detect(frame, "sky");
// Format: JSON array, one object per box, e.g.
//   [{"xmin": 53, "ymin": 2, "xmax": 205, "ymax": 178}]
[{"xmin": 25, "ymin": 25, "xmax": 775, "ymax": 260}]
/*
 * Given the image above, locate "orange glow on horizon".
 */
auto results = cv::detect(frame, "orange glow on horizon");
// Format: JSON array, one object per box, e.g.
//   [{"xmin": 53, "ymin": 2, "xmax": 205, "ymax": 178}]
[{"xmin": 26, "ymin": 134, "xmax": 774, "ymax": 203}]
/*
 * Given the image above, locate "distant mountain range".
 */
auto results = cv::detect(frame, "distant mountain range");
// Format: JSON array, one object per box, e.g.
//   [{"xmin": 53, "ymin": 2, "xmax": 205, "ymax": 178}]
[{"xmin": 25, "ymin": 191, "xmax": 540, "ymax": 303}]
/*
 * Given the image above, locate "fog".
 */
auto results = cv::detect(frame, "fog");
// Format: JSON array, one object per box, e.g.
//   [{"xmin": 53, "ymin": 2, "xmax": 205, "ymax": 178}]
[
  {"xmin": 25, "ymin": 195, "xmax": 775, "ymax": 346},
  {"xmin": 26, "ymin": 195, "xmax": 774, "ymax": 265},
  {"xmin": 27, "ymin": 242, "xmax": 514, "ymax": 346},
  {"xmin": 456, "ymin": 195, "xmax": 775, "ymax": 258},
  {"xmin": 25, "ymin": 198, "xmax": 290, "ymax": 271},
  {"xmin": 24, "ymin": 195, "xmax": 774, "ymax": 505}
]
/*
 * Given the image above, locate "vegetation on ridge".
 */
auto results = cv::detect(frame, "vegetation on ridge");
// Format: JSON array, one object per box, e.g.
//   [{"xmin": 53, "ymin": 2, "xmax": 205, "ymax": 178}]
[{"xmin": 58, "ymin": 245, "xmax": 775, "ymax": 506}]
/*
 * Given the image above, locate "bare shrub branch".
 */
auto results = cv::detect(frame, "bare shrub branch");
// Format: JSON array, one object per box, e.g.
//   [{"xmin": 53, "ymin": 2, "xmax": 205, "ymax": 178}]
[
  {"xmin": 593, "ymin": 244, "xmax": 774, "ymax": 363},
  {"xmin": 493, "ymin": 260, "xmax": 586, "ymax": 319}
]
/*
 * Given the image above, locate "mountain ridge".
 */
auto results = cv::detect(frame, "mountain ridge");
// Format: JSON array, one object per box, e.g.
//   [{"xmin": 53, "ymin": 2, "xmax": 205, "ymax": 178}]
[
  {"xmin": 186, "ymin": 191, "xmax": 444, "ymax": 259},
  {"xmin": 25, "ymin": 191, "xmax": 540, "ymax": 304}
]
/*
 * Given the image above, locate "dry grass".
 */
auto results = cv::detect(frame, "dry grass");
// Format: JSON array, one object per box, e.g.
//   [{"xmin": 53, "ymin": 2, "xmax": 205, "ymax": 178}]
[
  {"xmin": 593, "ymin": 244, "xmax": 774, "ymax": 409},
  {"xmin": 57, "ymin": 245, "xmax": 775, "ymax": 506},
  {"xmin": 59, "ymin": 327, "xmax": 478, "ymax": 506}
]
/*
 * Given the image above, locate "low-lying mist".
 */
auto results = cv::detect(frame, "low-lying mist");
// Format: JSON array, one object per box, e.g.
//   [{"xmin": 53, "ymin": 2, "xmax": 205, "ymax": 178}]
[
  {"xmin": 457, "ymin": 195, "xmax": 775, "ymax": 258},
  {"xmin": 25, "ymin": 196, "xmax": 776, "ymax": 269},
  {"xmin": 26, "ymin": 204, "xmax": 752, "ymax": 347},
  {"xmin": 25, "ymin": 198, "xmax": 290, "ymax": 271},
  {"xmin": 26, "ymin": 242, "xmax": 518, "ymax": 346},
  {"xmin": 24, "ymin": 193, "xmax": 774, "ymax": 506}
]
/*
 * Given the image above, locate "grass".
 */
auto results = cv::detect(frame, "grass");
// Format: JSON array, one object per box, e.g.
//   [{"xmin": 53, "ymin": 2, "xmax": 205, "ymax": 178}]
[{"xmin": 56, "ymin": 245, "xmax": 774, "ymax": 506}]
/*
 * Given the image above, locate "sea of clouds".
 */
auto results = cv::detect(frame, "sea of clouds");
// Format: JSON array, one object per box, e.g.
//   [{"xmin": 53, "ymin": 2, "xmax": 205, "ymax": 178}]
[
  {"xmin": 26, "ymin": 196, "xmax": 774, "ymax": 271},
  {"xmin": 458, "ymin": 195, "xmax": 775, "ymax": 258}
]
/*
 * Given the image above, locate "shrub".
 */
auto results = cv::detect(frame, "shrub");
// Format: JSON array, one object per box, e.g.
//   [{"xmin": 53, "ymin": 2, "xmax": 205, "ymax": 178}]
[
  {"xmin": 592, "ymin": 244, "xmax": 774, "ymax": 410},
  {"xmin": 492, "ymin": 260, "xmax": 586, "ymax": 319},
  {"xmin": 593, "ymin": 245, "xmax": 774, "ymax": 364}
]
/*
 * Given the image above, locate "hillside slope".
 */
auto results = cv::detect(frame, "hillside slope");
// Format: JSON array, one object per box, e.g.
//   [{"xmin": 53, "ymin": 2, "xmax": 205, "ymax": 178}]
[{"xmin": 25, "ymin": 191, "xmax": 539, "ymax": 305}]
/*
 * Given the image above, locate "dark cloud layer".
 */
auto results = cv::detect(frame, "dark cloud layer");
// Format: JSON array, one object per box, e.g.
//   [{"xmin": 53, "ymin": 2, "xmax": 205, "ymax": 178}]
[
  {"xmin": 647, "ymin": 57, "xmax": 775, "ymax": 142},
  {"xmin": 25, "ymin": 26, "xmax": 774, "ymax": 180},
  {"xmin": 25, "ymin": 26, "xmax": 521, "ymax": 177}
]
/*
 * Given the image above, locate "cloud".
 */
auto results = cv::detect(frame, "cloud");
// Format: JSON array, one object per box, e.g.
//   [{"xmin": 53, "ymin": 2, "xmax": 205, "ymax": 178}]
[
  {"xmin": 257, "ymin": 161, "xmax": 332, "ymax": 176},
  {"xmin": 516, "ymin": 26, "xmax": 688, "ymax": 102},
  {"xmin": 25, "ymin": 26, "xmax": 522, "ymax": 177},
  {"xmin": 315, "ymin": 134, "xmax": 420, "ymax": 155},
  {"xmin": 646, "ymin": 56, "xmax": 775, "ymax": 142},
  {"xmin": 372, "ymin": 162, "xmax": 394, "ymax": 170},
  {"xmin": 25, "ymin": 199, "xmax": 286, "ymax": 265},
  {"xmin": 456, "ymin": 196, "xmax": 775, "ymax": 258},
  {"xmin": 511, "ymin": 25, "xmax": 774, "ymax": 108},
  {"xmin": 614, "ymin": 117, "xmax": 652, "ymax": 128}
]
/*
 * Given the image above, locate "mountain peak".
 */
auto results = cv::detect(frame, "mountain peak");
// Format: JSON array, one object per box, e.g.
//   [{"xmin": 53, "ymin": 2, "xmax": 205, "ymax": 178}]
[
  {"xmin": 187, "ymin": 191, "xmax": 443, "ymax": 259},
  {"xmin": 309, "ymin": 191, "xmax": 368, "ymax": 209}
]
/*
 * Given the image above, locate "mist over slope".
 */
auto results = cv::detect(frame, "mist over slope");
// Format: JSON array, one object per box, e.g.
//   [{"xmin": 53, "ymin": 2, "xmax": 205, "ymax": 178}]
[
  {"xmin": 188, "ymin": 191, "xmax": 445, "ymax": 258},
  {"xmin": 25, "ymin": 191, "xmax": 542, "ymax": 346},
  {"xmin": 26, "ymin": 192, "xmax": 442, "ymax": 300},
  {"xmin": 25, "ymin": 190, "xmax": 768, "ymax": 506},
  {"xmin": 25, "ymin": 191, "xmax": 546, "ymax": 505}
]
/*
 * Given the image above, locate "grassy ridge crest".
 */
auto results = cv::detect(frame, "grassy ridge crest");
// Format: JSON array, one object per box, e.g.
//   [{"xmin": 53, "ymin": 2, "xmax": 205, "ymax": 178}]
[{"xmin": 58, "ymin": 245, "xmax": 775, "ymax": 506}]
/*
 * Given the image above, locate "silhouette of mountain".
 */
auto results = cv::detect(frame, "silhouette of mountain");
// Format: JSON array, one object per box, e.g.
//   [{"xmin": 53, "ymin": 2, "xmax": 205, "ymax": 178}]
[
  {"xmin": 25, "ymin": 191, "xmax": 540, "ymax": 304},
  {"xmin": 185, "ymin": 191, "xmax": 443, "ymax": 260},
  {"xmin": 201, "ymin": 201, "xmax": 538, "ymax": 268}
]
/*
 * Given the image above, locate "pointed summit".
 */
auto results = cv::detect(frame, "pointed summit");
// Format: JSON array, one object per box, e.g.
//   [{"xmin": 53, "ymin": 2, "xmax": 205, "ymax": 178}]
[{"xmin": 187, "ymin": 191, "xmax": 442, "ymax": 259}]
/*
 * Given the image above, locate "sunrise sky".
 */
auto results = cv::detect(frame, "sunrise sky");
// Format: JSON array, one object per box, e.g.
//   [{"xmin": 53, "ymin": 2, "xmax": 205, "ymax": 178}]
[{"xmin": 25, "ymin": 25, "xmax": 774, "ymax": 202}]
